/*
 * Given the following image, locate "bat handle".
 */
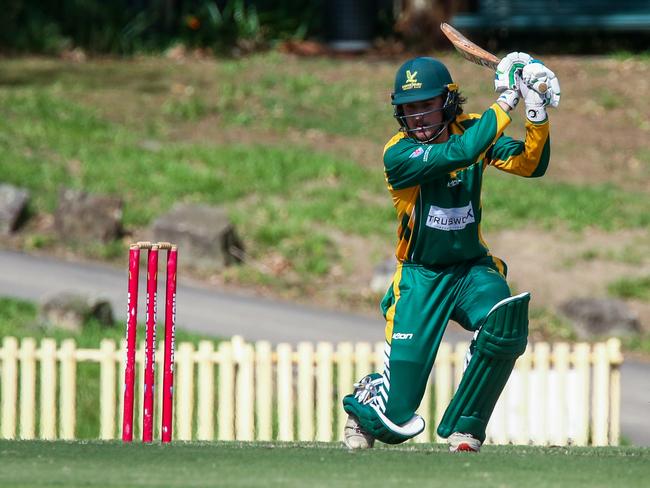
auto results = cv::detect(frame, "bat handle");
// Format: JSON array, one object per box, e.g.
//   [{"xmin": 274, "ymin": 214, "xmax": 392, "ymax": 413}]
[{"xmin": 525, "ymin": 79, "xmax": 548, "ymax": 95}]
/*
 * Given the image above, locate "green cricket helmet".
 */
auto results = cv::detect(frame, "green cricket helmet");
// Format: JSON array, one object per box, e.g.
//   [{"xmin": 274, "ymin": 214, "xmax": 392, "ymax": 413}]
[{"xmin": 391, "ymin": 57, "xmax": 459, "ymax": 143}]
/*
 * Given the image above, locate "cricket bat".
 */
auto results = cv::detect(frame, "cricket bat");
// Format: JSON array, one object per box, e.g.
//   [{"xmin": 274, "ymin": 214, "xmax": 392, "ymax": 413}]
[
  {"xmin": 440, "ymin": 22, "xmax": 500, "ymax": 70},
  {"xmin": 440, "ymin": 23, "xmax": 548, "ymax": 93}
]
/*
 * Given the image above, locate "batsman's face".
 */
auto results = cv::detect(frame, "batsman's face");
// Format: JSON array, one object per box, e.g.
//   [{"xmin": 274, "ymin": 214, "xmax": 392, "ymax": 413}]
[{"xmin": 402, "ymin": 96, "xmax": 446, "ymax": 142}]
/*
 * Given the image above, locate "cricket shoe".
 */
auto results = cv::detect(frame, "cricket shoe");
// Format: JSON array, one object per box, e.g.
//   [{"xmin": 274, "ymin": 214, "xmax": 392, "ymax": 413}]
[
  {"xmin": 343, "ymin": 415, "xmax": 375, "ymax": 449},
  {"xmin": 448, "ymin": 432, "xmax": 481, "ymax": 453}
]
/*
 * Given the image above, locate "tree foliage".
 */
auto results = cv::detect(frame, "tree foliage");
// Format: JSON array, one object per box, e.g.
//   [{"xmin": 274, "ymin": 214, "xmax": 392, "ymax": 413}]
[{"xmin": 0, "ymin": 0, "xmax": 325, "ymax": 54}]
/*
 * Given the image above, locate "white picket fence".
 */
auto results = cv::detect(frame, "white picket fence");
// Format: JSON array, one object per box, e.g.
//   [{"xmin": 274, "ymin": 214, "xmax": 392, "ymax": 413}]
[{"xmin": 0, "ymin": 335, "xmax": 623, "ymax": 445}]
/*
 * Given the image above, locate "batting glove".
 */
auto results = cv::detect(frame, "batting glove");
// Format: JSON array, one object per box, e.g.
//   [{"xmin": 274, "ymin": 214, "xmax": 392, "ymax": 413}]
[
  {"xmin": 520, "ymin": 81, "xmax": 548, "ymax": 122},
  {"xmin": 497, "ymin": 89, "xmax": 520, "ymax": 111},
  {"xmin": 521, "ymin": 61, "xmax": 561, "ymax": 108},
  {"xmin": 494, "ymin": 52, "xmax": 533, "ymax": 92}
]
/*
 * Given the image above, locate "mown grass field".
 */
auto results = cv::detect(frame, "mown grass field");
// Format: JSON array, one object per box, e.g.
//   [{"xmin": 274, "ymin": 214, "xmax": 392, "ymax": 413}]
[{"xmin": 0, "ymin": 440, "xmax": 648, "ymax": 488}]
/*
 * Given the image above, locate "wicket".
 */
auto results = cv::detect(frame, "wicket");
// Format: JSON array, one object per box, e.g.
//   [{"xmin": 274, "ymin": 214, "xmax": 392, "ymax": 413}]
[{"xmin": 122, "ymin": 241, "xmax": 178, "ymax": 443}]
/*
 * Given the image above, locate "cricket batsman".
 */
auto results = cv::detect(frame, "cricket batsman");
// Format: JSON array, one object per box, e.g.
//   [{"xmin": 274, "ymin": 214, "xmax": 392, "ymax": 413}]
[{"xmin": 342, "ymin": 54, "xmax": 560, "ymax": 452}]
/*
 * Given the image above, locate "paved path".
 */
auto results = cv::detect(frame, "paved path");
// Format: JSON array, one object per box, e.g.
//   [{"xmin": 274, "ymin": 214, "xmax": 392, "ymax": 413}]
[
  {"xmin": 0, "ymin": 248, "xmax": 436, "ymax": 343},
  {"xmin": 0, "ymin": 249, "xmax": 647, "ymax": 446}
]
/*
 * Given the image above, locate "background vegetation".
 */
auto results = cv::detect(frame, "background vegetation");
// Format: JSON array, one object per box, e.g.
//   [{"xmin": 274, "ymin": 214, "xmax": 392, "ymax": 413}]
[
  {"xmin": 0, "ymin": 0, "xmax": 387, "ymax": 55},
  {"xmin": 1, "ymin": 53, "xmax": 648, "ymax": 289},
  {"xmin": 0, "ymin": 9, "xmax": 648, "ymax": 348}
]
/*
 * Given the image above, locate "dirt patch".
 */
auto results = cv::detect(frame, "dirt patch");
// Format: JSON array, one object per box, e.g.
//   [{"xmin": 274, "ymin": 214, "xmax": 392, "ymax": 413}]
[
  {"xmin": 486, "ymin": 227, "xmax": 650, "ymax": 331},
  {"xmin": 303, "ymin": 226, "xmax": 650, "ymax": 332},
  {"xmin": 165, "ymin": 54, "xmax": 650, "ymax": 191},
  {"xmin": 167, "ymin": 118, "xmax": 384, "ymax": 168},
  {"xmin": 254, "ymin": 223, "xmax": 650, "ymax": 336}
]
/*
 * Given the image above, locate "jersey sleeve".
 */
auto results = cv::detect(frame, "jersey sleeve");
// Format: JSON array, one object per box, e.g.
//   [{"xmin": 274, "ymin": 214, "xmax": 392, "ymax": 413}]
[
  {"xmin": 487, "ymin": 119, "xmax": 550, "ymax": 178},
  {"xmin": 383, "ymin": 103, "xmax": 511, "ymax": 190}
]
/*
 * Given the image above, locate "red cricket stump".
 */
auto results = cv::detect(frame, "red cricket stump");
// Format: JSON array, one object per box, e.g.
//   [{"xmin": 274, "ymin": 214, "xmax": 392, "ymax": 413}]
[
  {"xmin": 122, "ymin": 245, "xmax": 141, "ymax": 442},
  {"xmin": 161, "ymin": 246, "xmax": 178, "ymax": 443},
  {"xmin": 122, "ymin": 241, "xmax": 177, "ymax": 444},
  {"xmin": 142, "ymin": 245, "xmax": 159, "ymax": 443}
]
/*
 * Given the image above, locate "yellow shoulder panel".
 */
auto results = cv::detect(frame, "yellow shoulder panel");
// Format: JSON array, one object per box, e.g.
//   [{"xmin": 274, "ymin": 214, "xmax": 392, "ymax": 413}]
[
  {"xmin": 455, "ymin": 112, "xmax": 481, "ymax": 123},
  {"xmin": 451, "ymin": 112, "xmax": 481, "ymax": 135},
  {"xmin": 383, "ymin": 132, "xmax": 406, "ymax": 155}
]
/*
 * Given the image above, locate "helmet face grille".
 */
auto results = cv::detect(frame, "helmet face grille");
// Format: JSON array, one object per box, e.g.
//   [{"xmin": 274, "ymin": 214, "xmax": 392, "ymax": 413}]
[{"xmin": 394, "ymin": 89, "xmax": 460, "ymax": 144}]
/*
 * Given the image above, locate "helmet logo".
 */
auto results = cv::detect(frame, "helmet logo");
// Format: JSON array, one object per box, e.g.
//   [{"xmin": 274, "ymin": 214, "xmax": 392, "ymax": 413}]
[{"xmin": 402, "ymin": 70, "xmax": 422, "ymax": 90}]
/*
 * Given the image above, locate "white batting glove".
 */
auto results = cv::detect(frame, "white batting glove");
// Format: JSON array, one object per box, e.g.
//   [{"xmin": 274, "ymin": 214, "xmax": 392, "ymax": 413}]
[
  {"xmin": 497, "ymin": 89, "xmax": 520, "ymax": 111},
  {"xmin": 521, "ymin": 61, "xmax": 561, "ymax": 108},
  {"xmin": 520, "ymin": 81, "xmax": 548, "ymax": 122},
  {"xmin": 494, "ymin": 52, "xmax": 533, "ymax": 92}
]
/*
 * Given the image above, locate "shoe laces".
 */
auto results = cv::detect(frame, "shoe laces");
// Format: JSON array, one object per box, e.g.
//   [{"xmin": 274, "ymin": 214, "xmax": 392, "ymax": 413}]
[
  {"xmin": 454, "ymin": 433, "xmax": 475, "ymax": 439},
  {"xmin": 353, "ymin": 375, "xmax": 384, "ymax": 404}
]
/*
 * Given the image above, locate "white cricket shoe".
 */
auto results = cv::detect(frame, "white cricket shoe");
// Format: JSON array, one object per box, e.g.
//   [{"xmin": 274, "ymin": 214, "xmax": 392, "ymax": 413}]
[
  {"xmin": 343, "ymin": 415, "xmax": 375, "ymax": 449},
  {"xmin": 448, "ymin": 432, "xmax": 481, "ymax": 452}
]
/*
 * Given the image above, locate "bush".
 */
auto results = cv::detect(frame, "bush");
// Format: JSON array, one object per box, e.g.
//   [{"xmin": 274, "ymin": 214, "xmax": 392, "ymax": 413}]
[{"xmin": 0, "ymin": 0, "xmax": 324, "ymax": 55}]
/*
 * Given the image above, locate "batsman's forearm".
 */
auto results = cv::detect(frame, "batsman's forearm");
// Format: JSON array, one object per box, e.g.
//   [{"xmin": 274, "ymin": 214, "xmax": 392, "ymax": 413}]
[{"xmin": 496, "ymin": 100, "xmax": 512, "ymax": 112}]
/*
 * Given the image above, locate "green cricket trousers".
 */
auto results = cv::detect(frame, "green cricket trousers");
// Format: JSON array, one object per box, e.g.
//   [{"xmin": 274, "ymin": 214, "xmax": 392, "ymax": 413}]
[{"xmin": 378, "ymin": 255, "xmax": 511, "ymax": 425}]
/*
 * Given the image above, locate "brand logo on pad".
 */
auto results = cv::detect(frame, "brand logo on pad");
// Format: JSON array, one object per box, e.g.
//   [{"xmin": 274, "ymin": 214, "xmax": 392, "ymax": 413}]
[
  {"xmin": 426, "ymin": 202, "xmax": 475, "ymax": 231},
  {"xmin": 392, "ymin": 333, "xmax": 413, "ymax": 340}
]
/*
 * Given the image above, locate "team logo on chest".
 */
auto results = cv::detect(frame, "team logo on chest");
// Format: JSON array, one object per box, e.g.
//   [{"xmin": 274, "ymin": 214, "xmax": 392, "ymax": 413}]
[{"xmin": 425, "ymin": 202, "xmax": 475, "ymax": 231}]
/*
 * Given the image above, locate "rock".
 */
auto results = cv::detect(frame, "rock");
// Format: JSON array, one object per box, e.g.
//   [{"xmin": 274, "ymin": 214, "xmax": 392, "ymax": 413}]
[
  {"xmin": 370, "ymin": 257, "xmax": 396, "ymax": 293},
  {"xmin": 559, "ymin": 297, "xmax": 641, "ymax": 339},
  {"xmin": 59, "ymin": 47, "xmax": 87, "ymax": 63},
  {"xmin": 54, "ymin": 188, "xmax": 123, "ymax": 243},
  {"xmin": 0, "ymin": 183, "xmax": 30, "ymax": 235},
  {"xmin": 139, "ymin": 140, "xmax": 163, "ymax": 153},
  {"xmin": 151, "ymin": 203, "xmax": 243, "ymax": 272},
  {"xmin": 40, "ymin": 292, "xmax": 115, "ymax": 333}
]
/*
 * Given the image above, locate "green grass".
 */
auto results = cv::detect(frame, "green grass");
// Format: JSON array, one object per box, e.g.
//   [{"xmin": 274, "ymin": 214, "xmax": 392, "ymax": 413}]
[
  {"xmin": 2, "ymin": 90, "xmax": 646, "ymax": 236},
  {"xmin": 482, "ymin": 176, "xmax": 650, "ymax": 232},
  {"xmin": 623, "ymin": 334, "xmax": 650, "ymax": 355},
  {"xmin": 607, "ymin": 276, "xmax": 650, "ymax": 301},
  {"xmin": 175, "ymin": 52, "xmax": 390, "ymax": 137},
  {"xmin": 1, "ymin": 54, "xmax": 649, "ymax": 294},
  {"xmin": 570, "ymin": 239, "xmax": 649, "ymax": 267},
  {"xmin": 0, "ymin": 297, "xmax": 213, "ymax": 346},
  {"xmin": 0, "ymin": 440, "xmax": 647, "ymax": 488},
  {"xmin": 528, "ymin": 307, "xmax": 577, "ymax": 342},
  {"xmin": 595, "ymin": 88, "xmax": 622, "ymax": 110},
  {"xmin": 0, "ymin": 88, "xmax": 391, "ymax": 278},
  {"xmin": 612, "ymin": 50, "xmax": 650, "ymax": 62}
]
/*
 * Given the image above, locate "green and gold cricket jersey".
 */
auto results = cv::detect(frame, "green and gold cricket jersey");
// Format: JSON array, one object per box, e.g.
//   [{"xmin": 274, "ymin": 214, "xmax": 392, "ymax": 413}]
[{"xmin": 383, "ymin": 103, "xmax": 550, "ymax": 268}]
